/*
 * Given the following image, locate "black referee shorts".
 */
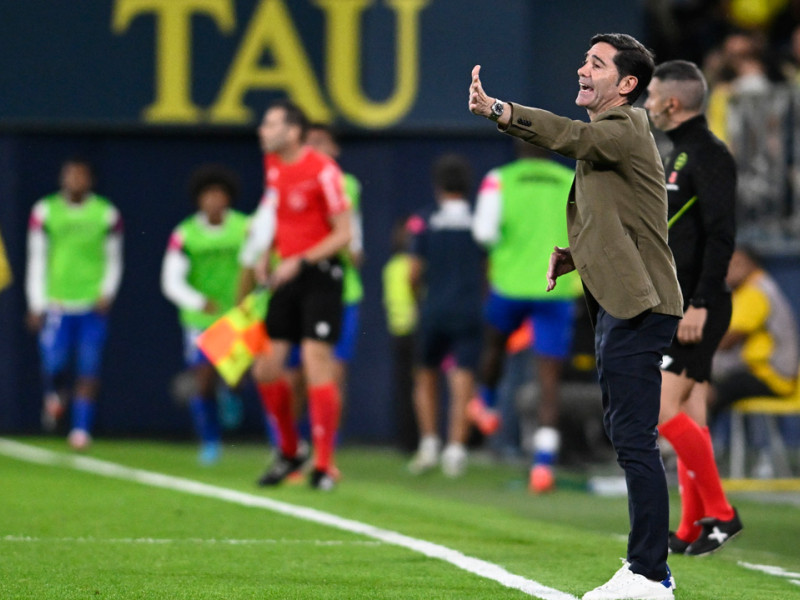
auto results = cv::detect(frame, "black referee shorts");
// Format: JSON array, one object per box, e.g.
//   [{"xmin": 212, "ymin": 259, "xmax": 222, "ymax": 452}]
[
  {"xmin": 266, "ymin": 258, "xmax": 343, "ymax": 345},
  {"xmin": 661, "ymin": 293, "xmax": 732, "ymax": 382}
]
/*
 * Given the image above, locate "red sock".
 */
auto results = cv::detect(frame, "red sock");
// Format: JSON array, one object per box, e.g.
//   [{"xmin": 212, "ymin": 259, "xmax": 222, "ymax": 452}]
[
  {"xmin": 702, "ymin": 425, "xmax": 734, "ymax": 520},
  {"xmin": 257, "ymin": 379, "xmax": 298, "ymax": 457},
  {"xmin": 308, "ymin": 382, "xmax": 341, "ymax": 472},
  {"xmin": 675, "ymin": 457, "xmax": 703, "ymax": 542},
  {"xmin": 660, "ymin": 413, "xmax": 735, "ymax": 522}
]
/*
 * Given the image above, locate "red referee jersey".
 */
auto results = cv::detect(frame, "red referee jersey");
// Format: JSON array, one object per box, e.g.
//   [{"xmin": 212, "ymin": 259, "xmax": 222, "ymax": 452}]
[{"xmin": 263, "ymin": 147, "xmax": 349, "ymax": 258}]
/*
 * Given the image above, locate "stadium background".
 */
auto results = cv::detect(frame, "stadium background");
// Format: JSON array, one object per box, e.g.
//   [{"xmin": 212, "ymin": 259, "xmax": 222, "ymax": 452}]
[{"xmin": 1, "ymin": 0, "xmax": 799, "ymax": 442}]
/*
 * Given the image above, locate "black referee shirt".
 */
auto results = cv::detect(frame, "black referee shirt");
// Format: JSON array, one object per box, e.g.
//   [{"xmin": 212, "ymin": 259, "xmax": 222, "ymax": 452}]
[{"xmin": 663, "ymin": 115, "xmax": 737, "ymax": 306}]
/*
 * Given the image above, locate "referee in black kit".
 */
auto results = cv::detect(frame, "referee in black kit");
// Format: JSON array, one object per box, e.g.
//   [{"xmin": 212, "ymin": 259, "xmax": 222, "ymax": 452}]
[{"xmin": 644, "ymin": 59, "xmax": 743, "ymax": 556}]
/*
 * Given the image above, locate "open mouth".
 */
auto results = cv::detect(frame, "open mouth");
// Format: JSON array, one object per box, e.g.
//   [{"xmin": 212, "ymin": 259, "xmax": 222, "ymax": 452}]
[{"xmin": 579, "ymin": 82, "xmax": 593, "ymax": 92}]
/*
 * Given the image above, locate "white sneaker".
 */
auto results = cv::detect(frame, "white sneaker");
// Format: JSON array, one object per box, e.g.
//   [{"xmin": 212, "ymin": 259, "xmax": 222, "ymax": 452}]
[
  {"xmin": 582, "ymin": 560, "xmax": 674, "ymax": 600},
  {"xmin": 441, "ymin": 443, "xmax": 467, "ymax": 478},
  {"xmin": 408, "ymin": 436, "xmax": 440, "ymax": 474},
  {"xmin": 67, "ymin": 429, "xmax": 92, "ymax": 451}
]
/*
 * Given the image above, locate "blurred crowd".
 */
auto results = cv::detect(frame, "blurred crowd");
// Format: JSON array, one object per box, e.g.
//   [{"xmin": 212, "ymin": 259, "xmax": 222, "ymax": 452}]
[{"xmin": 647, "ymin": 0, "xmax": 800, "ymax": 247}]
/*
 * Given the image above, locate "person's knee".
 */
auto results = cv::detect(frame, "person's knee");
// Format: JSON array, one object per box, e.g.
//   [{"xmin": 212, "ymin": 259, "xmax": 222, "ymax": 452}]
[
  {"xmin": 301, "ymin": 340, "xmax": 336, "ymax": 385},
  {"xmin": 75, "ymin": 377, "xmax": 99, "ymax": 400},
  {"xmin": 194, "ymin": 364, "xmax": 218, "ymax": 398},
  {"xmin": 607, "ymin": 411, "xmax": 659, "ymax": 454},
  {"xmin": 252, "ymin": 353, "xmax": 282, "ymax": 383}
]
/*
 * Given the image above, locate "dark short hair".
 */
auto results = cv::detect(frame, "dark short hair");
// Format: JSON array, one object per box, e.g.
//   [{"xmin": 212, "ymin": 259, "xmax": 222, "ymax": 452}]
[
  {"xmin": 653, "ymin": 60, "xmax": 708, "ymax": 111},
  {"xmin": 433, "ymin": 154, "xmax": 472, "ymax": 196},
  {"xmin": 268, "ymin": 99, "xmax": 309, "ymax": 140},
  {"xmin": 188, "ymin": 164, "xmax": 240, "ymax": 207},
  {"xmin": 590, "ymin": 33, "xmax": 655, "ymax": 104}
]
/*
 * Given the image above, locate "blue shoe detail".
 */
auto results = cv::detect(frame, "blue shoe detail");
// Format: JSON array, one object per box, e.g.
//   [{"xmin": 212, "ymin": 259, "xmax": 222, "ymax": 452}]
[
  {"xmin": 662, "ymin": 565, "xmax": 676, "ymax": 590},
  {"xmin": 199, "ymin": 442, "xmax": 221, "ymax": 465}
]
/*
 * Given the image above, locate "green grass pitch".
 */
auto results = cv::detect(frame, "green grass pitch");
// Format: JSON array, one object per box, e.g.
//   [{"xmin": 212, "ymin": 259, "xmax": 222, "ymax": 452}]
[{"xmin": 1, "ymin": 437, "xmax": 798, "ymax": 599}]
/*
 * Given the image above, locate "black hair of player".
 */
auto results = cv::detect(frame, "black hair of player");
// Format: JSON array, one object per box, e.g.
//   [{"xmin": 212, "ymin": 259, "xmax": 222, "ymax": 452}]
[
  {"xmin": 270, "ymin": 98, "xmax": 310, "ymax": 140},
  {"xmin": 433, "ymin": 154, "xmax": 472, "ymax": 197},
  {"xmin": 188, "ymin": 164, "xmax": 240, "ymax": 208}
]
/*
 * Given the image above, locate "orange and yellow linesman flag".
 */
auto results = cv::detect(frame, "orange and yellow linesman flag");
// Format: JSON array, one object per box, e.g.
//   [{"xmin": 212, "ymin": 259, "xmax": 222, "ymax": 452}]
[{"xmin": 196, "ymin": 289, "xmax": 270, "ymax": 387}]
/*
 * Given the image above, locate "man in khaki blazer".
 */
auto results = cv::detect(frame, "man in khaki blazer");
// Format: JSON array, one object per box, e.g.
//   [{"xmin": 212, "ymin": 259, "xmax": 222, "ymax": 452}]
[{"xmin": 470, "ymin": 33, "xmax": 682, "ymax": 600}]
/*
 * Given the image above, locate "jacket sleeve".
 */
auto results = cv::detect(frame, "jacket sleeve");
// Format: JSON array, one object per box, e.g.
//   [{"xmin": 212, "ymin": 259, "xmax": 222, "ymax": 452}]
[{"xmin": 501, "ymin": 104, "xmax": 629, "ymax": 165}]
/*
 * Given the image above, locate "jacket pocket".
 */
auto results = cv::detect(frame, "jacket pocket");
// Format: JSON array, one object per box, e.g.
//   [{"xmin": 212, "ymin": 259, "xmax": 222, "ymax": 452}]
[
  {"xmin": 576, "ymin": 261, "xmax": 603, "ymax": 300},
  {"xmin": 603, "ymin": 235, "xmax": 654, "ymax": 298}
]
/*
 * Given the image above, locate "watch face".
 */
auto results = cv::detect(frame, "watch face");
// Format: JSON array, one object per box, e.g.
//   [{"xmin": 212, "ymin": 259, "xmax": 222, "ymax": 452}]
[{"xmin": 492, "ymin": 101, "xmax": 503, "ymax": 116}]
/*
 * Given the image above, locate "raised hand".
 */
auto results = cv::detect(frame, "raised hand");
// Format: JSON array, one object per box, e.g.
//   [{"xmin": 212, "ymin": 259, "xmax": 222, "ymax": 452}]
[{"xmin": 469, "ymin": 65, "xmax": 493, "ymax": 117}]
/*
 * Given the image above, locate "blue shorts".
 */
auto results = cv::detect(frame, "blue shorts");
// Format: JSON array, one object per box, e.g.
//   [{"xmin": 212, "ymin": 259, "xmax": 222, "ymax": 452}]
[
  {"xmin": 334, "ymin": 303, "xmax": 361, "ymax": 362},
  {"xmin": 286, "ymin": 303, "xmax": 361, "ymax": 368},
  {"xmin": 183, "ymin": 327, "xmax": 210, "ymax": 368},
  {"xmin": 483, "ymin": 291, "xmax": 575, "ymax": 359},
  {"xmin": 39, "ymin": 310, "xmax": 109, "ymax": 379}
]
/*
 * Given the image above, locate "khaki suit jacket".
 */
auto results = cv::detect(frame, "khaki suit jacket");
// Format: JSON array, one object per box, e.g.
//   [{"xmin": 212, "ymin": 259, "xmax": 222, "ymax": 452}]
[{"xmin": 501, "ymin": 103, "xmax": 683, "ymax": 320}]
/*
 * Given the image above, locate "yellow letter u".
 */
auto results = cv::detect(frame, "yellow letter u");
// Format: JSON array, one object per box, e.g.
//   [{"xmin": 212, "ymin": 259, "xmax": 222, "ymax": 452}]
[{"xmin": 315, "ymin": 0, "xmax": 430, "ymax": 128}]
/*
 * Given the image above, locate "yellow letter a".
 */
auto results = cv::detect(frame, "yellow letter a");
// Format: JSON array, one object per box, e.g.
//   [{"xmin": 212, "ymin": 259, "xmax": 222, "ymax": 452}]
[{"xmin": 209, "ymin": 0, "xmax": 331, "ymax": 124}]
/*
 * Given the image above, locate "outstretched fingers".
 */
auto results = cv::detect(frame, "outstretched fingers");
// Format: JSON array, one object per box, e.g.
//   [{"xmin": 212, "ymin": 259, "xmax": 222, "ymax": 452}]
[{"xmin": 469, "ymin": 65, "xmax": 488, "ymax": 115}]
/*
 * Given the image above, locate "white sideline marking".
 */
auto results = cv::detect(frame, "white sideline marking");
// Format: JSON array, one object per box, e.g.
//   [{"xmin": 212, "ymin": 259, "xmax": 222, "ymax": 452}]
[
  {"xmin": 738, "ymin": 561, "xmax": 800, "ymax": 580},
  {"xmin": 0, "ymin": 439, "xmax": 578, "ymax": 600},
  {"xmin": 739, "ymin": 560, "xmax": 800, "ymax": 577}
]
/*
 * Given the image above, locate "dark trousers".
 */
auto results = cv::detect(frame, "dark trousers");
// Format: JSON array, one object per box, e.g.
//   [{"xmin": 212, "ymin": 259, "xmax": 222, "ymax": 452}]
[
  {"xmin": 391, "ymin": 334, "xmax": 419, "ymax": 452},
  {"xmin": 595, "ymin": 308, "xmax": 678, "ymax": 581}
]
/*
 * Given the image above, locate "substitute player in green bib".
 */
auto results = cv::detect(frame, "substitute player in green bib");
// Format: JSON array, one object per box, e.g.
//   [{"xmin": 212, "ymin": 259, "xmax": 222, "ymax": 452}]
[
  {"xmin": 26, "ymin": 158, "xmax": 123, "ymax": 450},
  {"xmin": 471, "ymin": 141, "xmax": 581, "ymax": 493},
  {"xmin": 161, "ymin": 165, "xmax": 249, "ymax": 464}
]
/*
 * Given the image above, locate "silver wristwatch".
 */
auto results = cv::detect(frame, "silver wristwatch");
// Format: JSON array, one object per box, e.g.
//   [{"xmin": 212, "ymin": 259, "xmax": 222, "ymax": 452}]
[{"xmin": 489, "ymin": 99, "xmax": 505, "ymax": 121}]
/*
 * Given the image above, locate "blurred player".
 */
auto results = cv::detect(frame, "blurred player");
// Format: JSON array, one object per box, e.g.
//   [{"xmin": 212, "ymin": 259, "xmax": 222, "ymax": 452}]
[
  {"xmin": 406, "ymin": 154, "xmax": 484, "ymax": 477},
  {"xmin": 241, "ymin": 99, "xmax": 351, "ymax": 490},
  {"xmin": 161, "ymin": 165, "xmax": 249, "ymax": 465},
  {"xmin": 26, "ymin": 158, "xmax": 123, "ymax": 450},
  {"xmin": 382, "ymin": 218, "xmax": 419, "ymax": 452},
  {"xmin": 471, "ymin": 141, "xmax": 579, "ymax": 493},
  {"xmin": 711, "ymin": 247, "xmax": 799, "ymax": 420}
]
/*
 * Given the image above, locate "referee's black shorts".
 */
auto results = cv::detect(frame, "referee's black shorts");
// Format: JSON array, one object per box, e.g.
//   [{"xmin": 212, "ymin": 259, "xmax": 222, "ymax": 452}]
[
  {"xmin": 266, "ymin": 258, "xmax": 344, "ymax": 345},
  {"xmin": 660, "ymin": 293, "xmax": 732, "ymax": 382}
]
